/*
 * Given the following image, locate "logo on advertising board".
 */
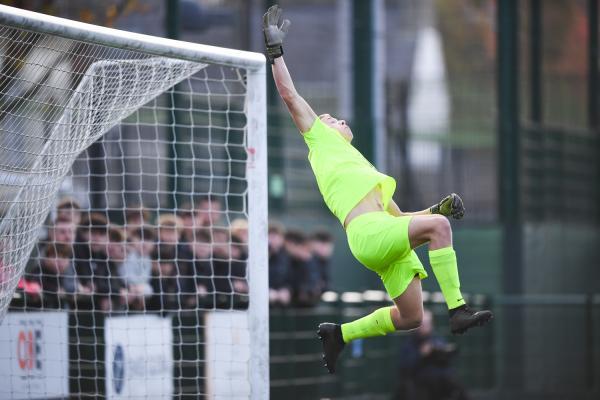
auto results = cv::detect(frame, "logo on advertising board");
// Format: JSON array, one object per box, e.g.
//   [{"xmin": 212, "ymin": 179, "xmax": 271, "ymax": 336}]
[
  {"xmin": 0, "ymin": 312, "xmax": 69, "ymax": 400},
  {"xmin": 104, "ymin": 316, "xmax": 173, "ymax": 399},
  {"xmin": 112, "ymin": 345, "xmax": 125, "ymax": 394},
  {"xmin": 16, "ymin": 320, "xmax": 43, "ymax": 379}
]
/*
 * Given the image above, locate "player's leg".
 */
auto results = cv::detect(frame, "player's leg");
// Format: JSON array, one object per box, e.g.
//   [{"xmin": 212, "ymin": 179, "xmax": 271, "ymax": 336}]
[
  {"xmin": 318, "ymin": 277, "xmax": 423, "ymax": 374},
  {"xmin": 390, "ymin": 276, "xmax": 423, "ymax": 330},
  {"xmin": 318, "ymin": 212, "xmax": 426, "ymax": 374},
  {"xmin": 408, "ymin": 215, "xmax": 463, "ymax": 308},
  {"xmin": 408, "ymin": 215, "xmax": 493, "ymax": 334},
  {"xmin": 340, "ymin": 276, "xmax": 423, "ymax": 342}
]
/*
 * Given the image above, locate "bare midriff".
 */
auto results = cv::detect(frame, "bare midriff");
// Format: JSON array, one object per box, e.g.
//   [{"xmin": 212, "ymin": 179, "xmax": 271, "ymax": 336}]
[{"xmin": 344, "ymin": 186, "xmax": 385, "ymax": 229}]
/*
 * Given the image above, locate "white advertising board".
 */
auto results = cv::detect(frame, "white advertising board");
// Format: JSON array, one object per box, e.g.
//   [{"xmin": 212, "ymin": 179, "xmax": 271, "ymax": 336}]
[
  {"xmin": 205, "ymin": 310, "xmax": 251, "ymax": 399},
  {"xmin": 0, "ymin": 311, "xmax": 69, "ymax": 399},
  {"xmin": 105, "ymin": 315, "xmax": 173, "ymax": 399}
]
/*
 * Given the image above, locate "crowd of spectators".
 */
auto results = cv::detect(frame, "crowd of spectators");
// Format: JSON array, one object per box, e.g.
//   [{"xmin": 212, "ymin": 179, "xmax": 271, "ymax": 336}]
[
  {"xmin": 13, "ymin": 195, "xmax": 334, "ymax": 314},
  {"xmin": 268, "ymin": 223, "xmax": 334, "ymax": 308}
]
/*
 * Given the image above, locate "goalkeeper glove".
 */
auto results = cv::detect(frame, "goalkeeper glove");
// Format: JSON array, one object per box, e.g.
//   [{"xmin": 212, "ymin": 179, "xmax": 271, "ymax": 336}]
[
  {"xmin": 262, "ymin": 5, "xmax": 290, "ymax": 64},
  {"xmin": 429, "ymin": 193, "xmax": 465, "ymax": 220}
]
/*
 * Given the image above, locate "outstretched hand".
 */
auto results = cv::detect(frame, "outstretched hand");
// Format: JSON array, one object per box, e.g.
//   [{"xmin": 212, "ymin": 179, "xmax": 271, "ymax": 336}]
[
  {"xmin": 263, "ymin": 5, "xmax": 291, "ymax": 64},
  {"xmin": 430, "ymin": 193, "xmax": 465, "ymax": 220}
]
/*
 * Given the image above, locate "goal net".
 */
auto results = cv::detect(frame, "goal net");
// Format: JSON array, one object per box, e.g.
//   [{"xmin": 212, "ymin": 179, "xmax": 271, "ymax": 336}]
[{"xmin": 0, "ymin": 5, "xmax": 268, "ymax": 400}]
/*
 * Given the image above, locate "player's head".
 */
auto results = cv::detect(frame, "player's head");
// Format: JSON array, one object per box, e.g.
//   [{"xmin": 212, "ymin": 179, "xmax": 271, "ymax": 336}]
[{"xmin": 319, "ymin": 114, "xmax": 353, "ymax": 142}]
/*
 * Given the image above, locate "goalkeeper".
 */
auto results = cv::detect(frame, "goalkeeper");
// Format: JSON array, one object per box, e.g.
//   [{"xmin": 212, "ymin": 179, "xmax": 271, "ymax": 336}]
[{"xmin": 263, "ymin": 5, "xmax": 493, "ymax": 374}]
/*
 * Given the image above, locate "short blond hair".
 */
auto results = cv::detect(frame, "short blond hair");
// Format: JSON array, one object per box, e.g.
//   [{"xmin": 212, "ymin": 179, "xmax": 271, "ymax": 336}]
[
  {"xmin": 157, "ymin": 213, "xmax": 183, "ymax": 231},
  {"xmin": 230, "ymin": 218, "xmax": 248, "ymax": 235},
  {"xmin": 125, "ymin": 204, "xmax": 150, "ymax": 222}
]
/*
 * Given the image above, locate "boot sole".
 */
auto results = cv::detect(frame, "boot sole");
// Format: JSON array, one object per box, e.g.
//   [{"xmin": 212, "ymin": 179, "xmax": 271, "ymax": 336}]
[{"xmin": 317, "ymin": 324, "xmax": 337, "ymax": 374}]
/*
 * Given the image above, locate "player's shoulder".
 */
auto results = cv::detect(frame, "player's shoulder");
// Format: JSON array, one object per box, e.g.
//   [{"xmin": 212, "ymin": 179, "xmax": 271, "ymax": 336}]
[
  {"xmin": 303, "ymin": 118, "xmax": 345, "ymax": 146},
  {"xmin": 302, "ymin": 117, "xmax": 326, "ymax": 136}
]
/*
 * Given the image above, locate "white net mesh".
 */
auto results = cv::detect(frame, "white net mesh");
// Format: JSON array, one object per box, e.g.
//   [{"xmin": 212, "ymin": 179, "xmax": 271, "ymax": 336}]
[{"xmin": 0, "ymin": 17, "xmax": 259, "ymax": 399}]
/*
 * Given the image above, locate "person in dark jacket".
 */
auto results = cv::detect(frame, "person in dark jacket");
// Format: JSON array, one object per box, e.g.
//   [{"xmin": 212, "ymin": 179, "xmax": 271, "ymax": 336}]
[
  {"xmin": 310, "ymin": 229, "xmax": 335, "ymax": 294},
  {"xmin": 284, "ymin": 229, "xmax": 321, "ymax": 307},
  {"xmin": 183, "ymin": 227, "xmax": 213, "ymax": 309},
  {"xmin": 94, "ymin": 225, "xmax": 127, "ymax": 312},
  {"xmin": 268, "ymin": 222, "xmax": 291, "ymax": 306},
  {"xmin": 24, "ymin": 243, "xmax": 74, "ymax": 309},
  {"xmin": 211, "ymin": 227, "xmax": 248, "ymax": 309},
  {"xmin": 149, "ymin": 244, "xmax": 181, "ymax": 313},
  {"xmin": 396, "ymin": 309, "xmax": 468, "ymax": 400}
]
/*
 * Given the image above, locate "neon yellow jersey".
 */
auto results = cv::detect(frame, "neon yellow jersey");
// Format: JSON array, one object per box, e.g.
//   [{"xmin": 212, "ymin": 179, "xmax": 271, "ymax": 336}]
[{"xmin": 303, "ymin": 118, "xmax": 396, "ymax": 226}]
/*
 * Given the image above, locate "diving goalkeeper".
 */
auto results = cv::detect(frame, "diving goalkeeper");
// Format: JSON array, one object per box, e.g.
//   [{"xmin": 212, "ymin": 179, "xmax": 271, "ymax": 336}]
[{"xmin": 263, "ymin": 5, "xmax": 493, "ymax": 374}]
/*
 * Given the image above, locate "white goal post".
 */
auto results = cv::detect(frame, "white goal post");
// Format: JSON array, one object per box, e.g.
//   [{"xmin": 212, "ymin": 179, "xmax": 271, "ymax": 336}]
[{"xmin": 0, "ymin": 4, "xmax": 268, "ymax": 399}]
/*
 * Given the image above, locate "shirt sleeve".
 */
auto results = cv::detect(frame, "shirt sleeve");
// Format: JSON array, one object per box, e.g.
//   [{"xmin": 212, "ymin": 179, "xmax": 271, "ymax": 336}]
[{"xmin": 303, "ymin": 117, "xmax": 346, "ymax": 148}]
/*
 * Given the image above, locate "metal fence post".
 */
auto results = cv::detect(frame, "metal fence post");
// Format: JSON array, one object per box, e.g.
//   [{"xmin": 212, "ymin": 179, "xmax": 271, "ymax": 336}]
[
  {"xmin": 352, "ymin": 0, "xmax": 375, "ymax": 163},
  {"xmin": 497, "ymin": 0, "xmax": 522, "ymax": 392},
  {"xmin": 588, "ymin": 0, "xmax": 600, "ymax": 224}
]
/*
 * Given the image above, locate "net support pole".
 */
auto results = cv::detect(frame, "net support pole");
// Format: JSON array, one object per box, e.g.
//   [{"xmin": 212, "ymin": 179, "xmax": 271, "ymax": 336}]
[{"xmin": 246, "ymin": 64, "xmax": 269, "ymax": 400}]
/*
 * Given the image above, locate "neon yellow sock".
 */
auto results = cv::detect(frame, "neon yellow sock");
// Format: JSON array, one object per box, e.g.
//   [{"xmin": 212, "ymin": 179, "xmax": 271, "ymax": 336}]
[
  {"xmin": 340, "ymin": 306, "xmax": 396, "ymax": 343},
  {"xmin": 429, "ymin": 247, "xmax": 466, "ymax": 310}
]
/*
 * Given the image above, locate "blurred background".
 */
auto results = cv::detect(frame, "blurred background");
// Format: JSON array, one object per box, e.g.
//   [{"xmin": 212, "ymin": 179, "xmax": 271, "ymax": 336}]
[{"xmin": 2, "ymin": 0, "xmax": 600, "ymax": 399}]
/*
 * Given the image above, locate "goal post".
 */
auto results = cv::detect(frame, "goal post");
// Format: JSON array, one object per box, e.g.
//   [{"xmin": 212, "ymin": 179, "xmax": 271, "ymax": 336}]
[{"xmin": 0, "ymin": 4, "xmax": 268, "ymax": 399}]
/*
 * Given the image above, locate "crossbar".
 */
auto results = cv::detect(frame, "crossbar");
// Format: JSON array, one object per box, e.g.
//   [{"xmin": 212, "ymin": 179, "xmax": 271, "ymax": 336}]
[{"xmin": 0, "ymin": 4, "xmax": 265, "ymax": 70}]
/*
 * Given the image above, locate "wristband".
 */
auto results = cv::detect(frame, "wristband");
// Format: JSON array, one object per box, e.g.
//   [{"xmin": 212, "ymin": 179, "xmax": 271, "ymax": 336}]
[{"xmin": 266, "ymin": 45, "xmax": 283, "ymax": 64}]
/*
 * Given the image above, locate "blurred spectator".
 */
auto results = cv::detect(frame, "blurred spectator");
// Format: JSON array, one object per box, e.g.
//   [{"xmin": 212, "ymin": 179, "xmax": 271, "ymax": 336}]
[
  {"xmin": 186, "ymin": 228, "xmax": 213, "ymax": 308},
  {"xmin": 73, "ymin": 212, "xmax": 109, "ymax": 299},
  {"xmin": 56, "ymin": 197, "xmax": 82, "ymax": 226},
  {"xmin": 284, "ymin": 229, "xmax": 321, "ymax": 307},
  {"xmin": 230, "ymin": 218, "xmax": 249, "ymax": 294},
  {"xmin": 158, "ymin": 212, "xmax": 200, "ymax": 310},
  {"xmin": 268, "ymin": 222, "xmax": 291, "ymax": 306},
  {"xmin": 124, "ymin": 204, "xmax": 151, "ymax": 235},
  {"xmin": 157, "ymin": 213, "xmax": 183, "ymax": 246},
  {"xmin": 94, "ymin": 225, "xmax": 127, "ymax": 312},
  {"xmin": 212, "ymin": 227, "xmax": 248, "ymax": 309},
  {"xmin": 230, "ymin": 218, "xmax": 249, "ymax": 244},
  {"xmin": 49, "ymin": 217, "xmax": 76, "ymax": 246},
  {"xmin": 195, "ymin": 194, "xmax": 223, "ymax": 227},
  {"xmin": 177, "ymin": 202, "xmax": 198, "ymax": 243},
  {"xmin": 26, "ymin": 216, "xmax": 76, "ymax": 276},
  {"xmin": 395, "ymin": 309, "xmax": 467, "ymax": 400},
  {"xmin": 73, "ymin": 213, "xmax": 99, "ymax": 286},
  {"xmin": 310, "ymin": 229, "xmax": 334, "ymax": 293},
  {"xmin": 230, "ymin": 234, "xmax": 249, "ymax": 293},
  {"xmin": 150, "ymin": 244, "xmax": 181, "ymax": 313},
  {"xmin": 119, "ymin": 226, "xmax": 155, "ymax": 309},
  {"xmin": 24, "ymin": 243, "xmax": 75, "ymax": 309}
]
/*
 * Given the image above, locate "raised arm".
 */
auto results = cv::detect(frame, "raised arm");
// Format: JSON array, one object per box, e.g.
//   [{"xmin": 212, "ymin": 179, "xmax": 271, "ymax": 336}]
[{"xmin": 263, "ymin": 5, "xmax": 317, "ymax": 133}]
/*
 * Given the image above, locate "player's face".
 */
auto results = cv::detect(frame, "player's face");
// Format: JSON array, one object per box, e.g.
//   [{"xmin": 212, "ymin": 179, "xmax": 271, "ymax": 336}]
[{"xmin": 319, "ymin": 114, "xmax": 353, "ymax": 142}]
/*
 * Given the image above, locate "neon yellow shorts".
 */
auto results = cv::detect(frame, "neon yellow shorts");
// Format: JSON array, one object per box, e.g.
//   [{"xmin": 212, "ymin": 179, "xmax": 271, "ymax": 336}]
[{"xmin": 346, "ymin": 211, "xmax": 428, "ymax": 299}]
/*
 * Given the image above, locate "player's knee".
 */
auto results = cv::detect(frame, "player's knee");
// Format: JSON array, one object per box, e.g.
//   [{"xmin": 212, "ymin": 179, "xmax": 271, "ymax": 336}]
[
  {"xmin": 406, "ymin": 317, "xmax": 422, "ymax": 330},
  {"xmin": 404, "ymin": 310, "xmax": 423, "ymax": 330},
  {"xmin": 431, "ymin": 215, "xmax": 451, "ymax": 241}
]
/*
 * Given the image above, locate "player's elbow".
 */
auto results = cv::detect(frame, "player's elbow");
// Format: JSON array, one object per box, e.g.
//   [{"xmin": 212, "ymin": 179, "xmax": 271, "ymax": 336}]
[{"xmin": 278, "ymin": 86, "xmax": 297, "ymax": 103}]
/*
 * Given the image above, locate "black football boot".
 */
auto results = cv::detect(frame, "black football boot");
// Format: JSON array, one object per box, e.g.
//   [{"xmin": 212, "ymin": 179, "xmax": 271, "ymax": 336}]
[
  {"xmin": 317, "ymin": 323, "xmax": 345, "ymax": 374},
  {"xmin": 449, "ymin": 305, "xmax": 493, "ymax": 334}
]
